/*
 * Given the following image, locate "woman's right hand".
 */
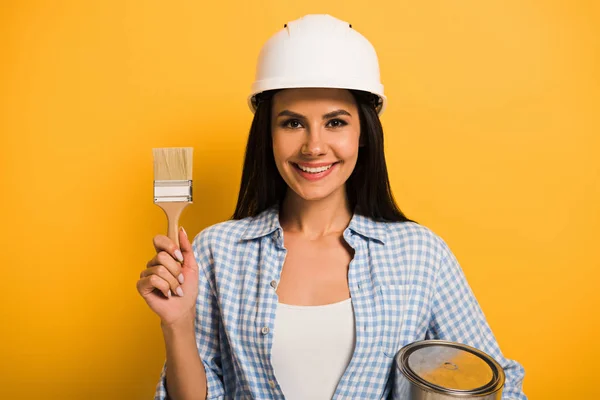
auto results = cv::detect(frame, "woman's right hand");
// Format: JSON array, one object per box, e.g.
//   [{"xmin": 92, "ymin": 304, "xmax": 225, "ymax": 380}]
[{"xmin": 136, "ymin": 227, "xmax": 199, "ymax": 327}]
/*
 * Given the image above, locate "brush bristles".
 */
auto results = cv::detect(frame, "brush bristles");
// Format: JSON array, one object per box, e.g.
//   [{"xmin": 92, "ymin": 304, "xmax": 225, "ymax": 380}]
[{"xmin": 153, "ymin": 147, "xmax": 193, "ymax": 181}]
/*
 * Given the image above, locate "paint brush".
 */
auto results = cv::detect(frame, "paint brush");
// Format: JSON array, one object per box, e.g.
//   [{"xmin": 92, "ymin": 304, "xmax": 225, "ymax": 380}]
[{"xmin": 152, "ymin": 147, "xmax": 193, "ymax": 247}]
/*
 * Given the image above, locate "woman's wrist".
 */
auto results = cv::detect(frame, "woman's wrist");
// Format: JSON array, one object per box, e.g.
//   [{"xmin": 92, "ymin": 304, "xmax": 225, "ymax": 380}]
[{"xmin": 161, "ymin": 312, "xmax": 195, "ymax": 335}]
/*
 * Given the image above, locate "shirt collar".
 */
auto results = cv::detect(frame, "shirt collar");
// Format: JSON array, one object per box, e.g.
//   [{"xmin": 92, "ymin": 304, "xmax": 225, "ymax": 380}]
[
  {"xmin": 240, "ymin": 205, "xmax": 388, "ymax": 244},
  {"xmin": 240, "ymin": 206, "xmax": 282, "ymax": 240},
  {"xmin": 347, "ymin": 212, "xmax": 388, "ymax": 244}
]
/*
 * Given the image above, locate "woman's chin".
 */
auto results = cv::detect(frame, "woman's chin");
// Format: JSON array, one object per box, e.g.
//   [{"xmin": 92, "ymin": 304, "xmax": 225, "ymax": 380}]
[{"xmin": 288, "ymin": 185, "xmax": 343, "ymax": 203}]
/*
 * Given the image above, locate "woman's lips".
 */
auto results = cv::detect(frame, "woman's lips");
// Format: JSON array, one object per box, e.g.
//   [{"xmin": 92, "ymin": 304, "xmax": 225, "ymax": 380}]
[{"xmin": 291, "ymin": 161, "xmax": 340, "ymax": 181}]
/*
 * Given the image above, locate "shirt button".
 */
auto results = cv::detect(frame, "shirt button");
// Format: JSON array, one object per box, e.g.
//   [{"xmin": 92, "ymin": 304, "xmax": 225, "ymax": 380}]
[
  {"xmin": 270, "ymin": 280, "xmax": 277, "ymax": 289},
  {"xmin": 261, "ymin": 326, "xmax": 270, "ymax": 335},
  {"xmin": 268, "ymin": 379, "xmax": 276, "ymax": 389}
]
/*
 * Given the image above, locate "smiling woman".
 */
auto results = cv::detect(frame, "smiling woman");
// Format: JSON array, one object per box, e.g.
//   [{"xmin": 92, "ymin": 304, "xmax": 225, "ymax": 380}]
[
  {"xmin": 274, "ymin": 89, "xmax": 364, "ymax": 204},
  {"xmin": 137, "ymin": 14, "xmax": 527, "ymax": 400},
  {"xmin": 234, "ymin": 87, "xmax": 409, "ymax": 222}
]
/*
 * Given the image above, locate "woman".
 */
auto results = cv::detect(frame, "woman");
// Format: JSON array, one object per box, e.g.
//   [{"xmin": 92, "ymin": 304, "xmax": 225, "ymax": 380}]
[{"xmin": 137, "ymin": 14, "xmax": 526, "ymax": 400}]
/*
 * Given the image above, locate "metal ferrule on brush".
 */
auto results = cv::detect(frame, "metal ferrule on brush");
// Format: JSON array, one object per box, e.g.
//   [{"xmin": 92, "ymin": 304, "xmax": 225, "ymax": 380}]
[{"xmin": 153, "ymin": 180, "xmax": 193, "ymax": 203}]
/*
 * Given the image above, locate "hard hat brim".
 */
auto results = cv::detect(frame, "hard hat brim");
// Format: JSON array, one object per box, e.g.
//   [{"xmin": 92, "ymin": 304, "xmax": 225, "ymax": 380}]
[{"xmin": 248, "ymin": 79, "xmax": 387, "ymax": 116}]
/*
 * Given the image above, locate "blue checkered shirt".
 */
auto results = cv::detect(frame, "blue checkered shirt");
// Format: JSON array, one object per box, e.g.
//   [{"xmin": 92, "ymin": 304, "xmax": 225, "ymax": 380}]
[{"xmin": 155, "ymin": 206, "xmax": 526, "ymax": 399}]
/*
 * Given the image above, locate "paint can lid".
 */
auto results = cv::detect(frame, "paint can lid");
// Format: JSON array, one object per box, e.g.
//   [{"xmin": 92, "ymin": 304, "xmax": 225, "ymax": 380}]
[{"xmin": 395, "ymin": 340, "xmax": 505, "ymax": 396}]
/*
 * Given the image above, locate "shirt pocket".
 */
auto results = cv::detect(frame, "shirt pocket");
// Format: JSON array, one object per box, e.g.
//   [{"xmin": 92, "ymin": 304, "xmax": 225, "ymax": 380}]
[{"xmin": 374, "ymin": 284, "xmax": 429, "ymax": 359}]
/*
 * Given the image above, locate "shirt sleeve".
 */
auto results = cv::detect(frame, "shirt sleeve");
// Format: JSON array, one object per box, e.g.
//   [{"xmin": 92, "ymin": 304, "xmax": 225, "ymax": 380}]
[
  {"xmin": 425, "ymin": 242, "xmax": 527, "ymax": 400},
  {"xmin": 154, "ymin": 230, "xmax": 226, "ymax": 400}
]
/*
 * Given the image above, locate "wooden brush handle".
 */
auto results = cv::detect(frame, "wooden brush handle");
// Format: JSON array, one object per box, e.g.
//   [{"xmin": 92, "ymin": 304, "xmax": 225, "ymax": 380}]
[{"xmin": 156, "ymin": 202, "xmax": 191, "ymax": 248}]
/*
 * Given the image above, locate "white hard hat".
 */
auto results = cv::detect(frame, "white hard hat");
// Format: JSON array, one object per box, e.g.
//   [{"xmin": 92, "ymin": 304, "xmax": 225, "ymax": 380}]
[{"xmin": 248, "ymin": 14, "xmax": 387, "ymax": 115}]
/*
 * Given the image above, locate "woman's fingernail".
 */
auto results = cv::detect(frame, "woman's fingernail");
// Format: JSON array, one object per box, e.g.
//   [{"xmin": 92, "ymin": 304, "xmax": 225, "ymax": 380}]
[
  {"xmin": 181, "ymin": 226, "xmax": 187, "ymax": 238},
  {"xmin": 176, "ymin": 287, "xmax": 184, "ymax": 297},
  {"xmin": 178, "ymin": 273, "xmax": 185, "ymax": 284},
  {"xmin": 167, "ymin": 289, "xmax": 171, "ymax": 298},
  {"xmin": 174, "ymin": 249, "xmax": 184, "ymax": 262}
]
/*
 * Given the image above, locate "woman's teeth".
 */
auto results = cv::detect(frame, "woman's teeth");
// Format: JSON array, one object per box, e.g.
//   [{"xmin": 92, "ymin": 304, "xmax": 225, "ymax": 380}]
[{"xmin": 297, "ymin": 163, "xmax": 334, "ymax": 173}]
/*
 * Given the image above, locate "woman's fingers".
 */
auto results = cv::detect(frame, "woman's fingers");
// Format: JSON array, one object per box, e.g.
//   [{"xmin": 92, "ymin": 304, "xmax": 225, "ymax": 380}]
[
  {"xmin": 152, "ymin": 234, "xmax": 184, "ymax": 263},
  {"xmin": 146, "ymin": 251, "xmax": 184, "ymax": 284},
  {"xmin": 140, "ymin": 265, "xmax": 184, "ymax": 296},
  {"xmin": 140, "ymin": 230, "xmax": 194, "ymax": 309},
  {"xmin": 136, "ymin": 274, "xmax": 172, "ymax": 299},
  {"xmin": 138, "ymin": 230, "xmax": 198, "ymax": 325}
]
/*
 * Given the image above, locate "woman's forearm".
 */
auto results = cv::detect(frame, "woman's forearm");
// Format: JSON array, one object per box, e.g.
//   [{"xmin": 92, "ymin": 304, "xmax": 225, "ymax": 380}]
[{"xmin": 162, "ymin": 318, "xmax": 208, "ymax": 400}]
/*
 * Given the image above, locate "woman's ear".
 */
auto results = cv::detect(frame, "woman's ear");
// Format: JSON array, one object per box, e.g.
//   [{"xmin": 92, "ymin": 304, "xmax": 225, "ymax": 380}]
[{"xmin": 359, "ymin": 134, "xmax": 366, "ymax": 147}]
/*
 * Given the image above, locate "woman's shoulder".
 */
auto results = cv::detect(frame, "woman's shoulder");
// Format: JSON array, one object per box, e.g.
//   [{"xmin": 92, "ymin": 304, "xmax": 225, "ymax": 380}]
[
  {"xmin": 191, "ymin": 207, "xmax": 280, "ymax": 251},
  {"xmin": 381, "ymin": 220, "xmax": 453, "ymax": 259},
  {"xmin": 191, "ymin": 217, "xmax": 254, "ymax": 250}
]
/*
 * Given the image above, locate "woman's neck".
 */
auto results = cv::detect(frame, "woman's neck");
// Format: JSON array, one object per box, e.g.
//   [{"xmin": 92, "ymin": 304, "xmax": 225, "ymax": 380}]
[{"xmin": 279, "ymin": 189, "xmax": 352, "ymax": 239}]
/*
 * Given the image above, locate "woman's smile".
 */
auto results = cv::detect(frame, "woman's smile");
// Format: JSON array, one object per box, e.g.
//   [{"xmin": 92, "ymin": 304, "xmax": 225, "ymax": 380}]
[{"xmin": 291, "ymin": 161, "xmax": 341, "ymax": 181}]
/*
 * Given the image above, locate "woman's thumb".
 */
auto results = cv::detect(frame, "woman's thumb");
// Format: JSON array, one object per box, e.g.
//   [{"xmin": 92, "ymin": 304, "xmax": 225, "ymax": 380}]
[{"xmin": 178, "ymin": 227, "xmax": 198, "ymax": 271}]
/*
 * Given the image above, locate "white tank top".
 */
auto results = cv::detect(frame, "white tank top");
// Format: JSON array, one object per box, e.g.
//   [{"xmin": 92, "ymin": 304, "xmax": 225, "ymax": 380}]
[{"xmin": 270, "ymin": 298, "xmax": 356, "ymax": 400}]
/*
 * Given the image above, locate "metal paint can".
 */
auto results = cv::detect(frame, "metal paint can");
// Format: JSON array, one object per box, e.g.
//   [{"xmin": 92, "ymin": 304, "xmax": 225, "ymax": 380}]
[{"xmin": 392, "ymin": 340, "xmax": 505, "ymax": 399}]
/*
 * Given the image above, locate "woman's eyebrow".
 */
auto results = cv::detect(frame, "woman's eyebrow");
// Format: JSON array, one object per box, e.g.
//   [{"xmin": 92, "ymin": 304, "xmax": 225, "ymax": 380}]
[
  {"xmin": 322, "ymin": 109, "xmax": 351, "ymax": 119},
  {"xmin": 276, "ymin": 109, "xmax": 352, "ymax": 119},
  {"xmin": 277, "ymin": 110, "xmax": 306, "ymax": 119}
]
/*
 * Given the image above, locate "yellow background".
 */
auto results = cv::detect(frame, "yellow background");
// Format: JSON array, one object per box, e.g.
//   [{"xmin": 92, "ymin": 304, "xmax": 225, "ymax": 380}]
[{"xmin": 1, "ymin": 0, "xmax": 598, "ymax": 398}]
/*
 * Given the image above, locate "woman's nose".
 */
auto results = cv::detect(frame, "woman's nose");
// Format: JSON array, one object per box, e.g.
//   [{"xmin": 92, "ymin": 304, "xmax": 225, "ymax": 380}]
[{"xmin": 301, "ymin": 127, "xmax": 327, "ymax": 156}]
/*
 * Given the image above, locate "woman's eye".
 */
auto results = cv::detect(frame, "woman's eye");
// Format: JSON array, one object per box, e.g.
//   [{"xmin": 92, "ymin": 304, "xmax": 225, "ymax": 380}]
[
  {"xmin": 327, "ymin": 119, "xmax": 347, "ymax": 128},
  {"xmin": 282, "ymin": 119, "xmax": 303, "ymax": 129}
]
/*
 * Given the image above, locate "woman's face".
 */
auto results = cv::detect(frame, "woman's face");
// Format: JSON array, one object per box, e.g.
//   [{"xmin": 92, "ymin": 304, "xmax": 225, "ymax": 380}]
[{"xmin": 271, "ymin": 88, "xmax": 361, "ymax": 203}]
